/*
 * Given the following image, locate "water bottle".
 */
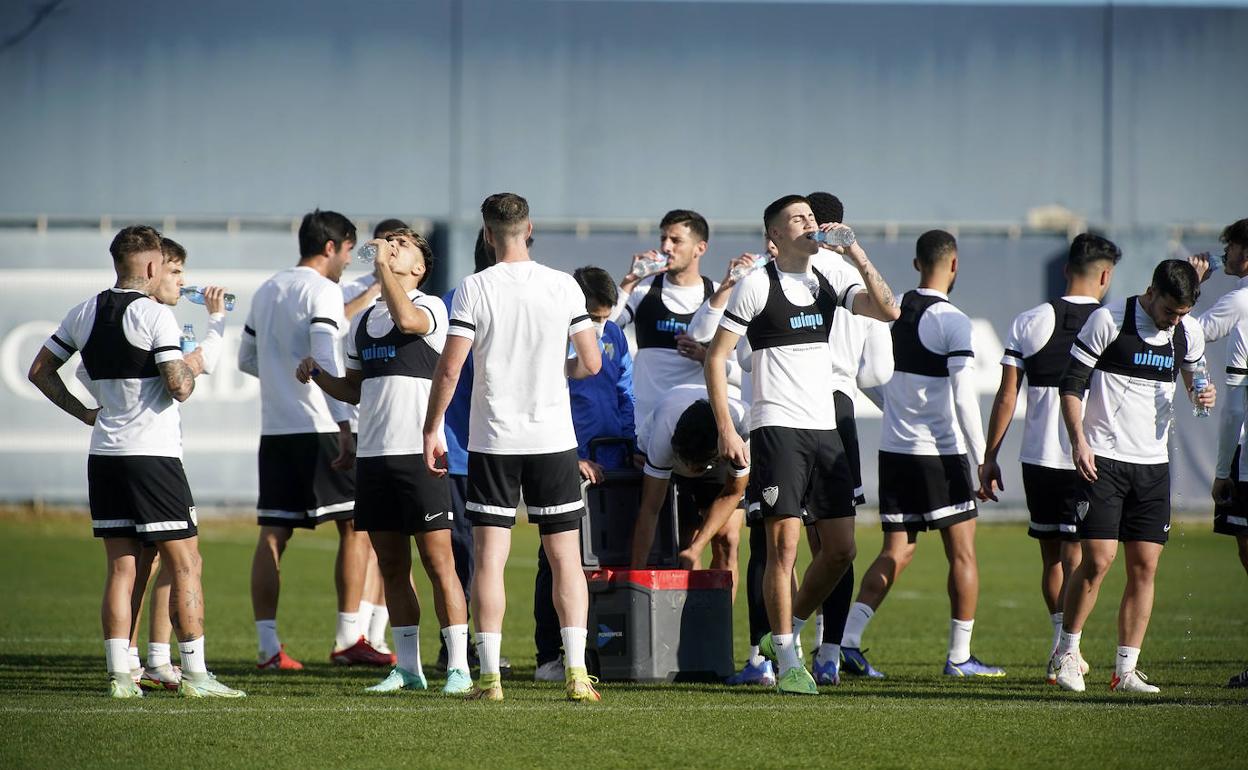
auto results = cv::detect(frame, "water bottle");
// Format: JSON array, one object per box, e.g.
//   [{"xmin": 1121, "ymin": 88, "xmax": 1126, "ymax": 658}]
[
  {"xmin": 630, "ymin": 252, "xmax": 669, "ymax": 278},
  {"xmin": 180, "ymin": 324, "xmax": 197, "ymax": 355},
  {"xmin": 808, "ymin": 227, "xmax": 856, "ymax": 248},
  {"xmin": 1192, "ymin": 358, "xmax": 1211, "ymax": 418},
  {"xmin": 1205, "ymin": 250, "xmax": 1224, "ymax": 272},
  {"xmin": 730, "ymin": 253, "xmax": 774, "ymax": 281},
  {"xmin": 179, "ymin": 286, "xmax": 236, "ymax": 312},
  {"xmin": 357, "ymin": 242, "xmax": 379, "ymax": 262}
]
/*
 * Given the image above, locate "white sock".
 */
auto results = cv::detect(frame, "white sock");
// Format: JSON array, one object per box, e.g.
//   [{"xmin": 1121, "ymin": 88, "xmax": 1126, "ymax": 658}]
[
  {"xmin": 178, "ymin": 636, "xmax": 207, "ymax": 674},
  {"xmin": 147, "ymin": 642, "xmax": 172, "ymax": 669},
  {"xmin": 792, "ymin": 615, "xmax": 807, "ymax": 636},
  {"xmin": 817, "ymin": 642, "xmax": 841, "ymax": 666},
  {"xmin": 104, "ymin": 638, "xmax": 131, "ymax": 675},
  {"xmin": 748, "ymin": 644, "xmax": 764, "ymax": 666},
  {"xmin": 441, "ymin": 624, "xmax": 470, "ymax": 672},
  {"xmin": 561, "ymin": 627, "xmax": 588, "ymax": 670},
  {"xmin": 128, "ymin": 645, "xmax": 141, "ymax": 671},
  {"xmin": 335, "ymin": 611, "xmax": 359, "ymax": 650},
  {"xmin": 476, "ymin": 632, "xmax": 502, "ymax": 677},
  {"xmin": 357, "ymin": 601, "xmax": 375, "ymax": 638},
  {"xmin": 841, "ymin": 602, "xmax": 874, "ymax": 648},
  {"xmin": 774, "ymin": 633, "xmax": 800, "ymax": 675},
  {"xmin": 1057, "ymin": 629, "xmax": 1081, "ymax": 657},
  {"xmin": 394, "ymin": 625, "xmax": 422, "ymax": 676},
  {"xmin": 948, "ymin": 618, "xmax": 974, "ymax": 664},
  {"xmin": 1116, "ymin": 645, "xmax": 1141, "ymax": 676},
  {"xmin": 256, "ymin": 619, "xmax": 280, "ymax": 660},
  {"xmin": 368, "ymin": 605, "xmax": 390, "ymax": 647},
  {"xmin": 813, "ymin": 612, "xmax": 825, "ymax": 648},
  {"xmin": 1049, "ymin": 612, "xmax": 1064, "ymax": 656}
]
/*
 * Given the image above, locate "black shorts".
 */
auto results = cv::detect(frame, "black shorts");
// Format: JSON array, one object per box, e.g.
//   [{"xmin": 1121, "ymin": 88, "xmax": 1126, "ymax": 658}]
[
  {"xmin": 88, "ymin": 455, "xmax": 198, "ymax": 543},
  {"xmin": 354, "ymin": 454, "xmax": 454, "ymax": 535},
  {"xmin": 466, "ymin": 449, "xmax": 585, "ymax": 535},
  {"xmin": 672, "ymin": 465, "xmax": 740, "ymax": 522},
  {"xmin": 257, "ymin": 433, "xmax": 355, "ymax": 529},
  {"xmin": 833, "ymin": 390, "xmax": 866, "ymax": 506},
  {"xmin": 1077, "ymin": 457, "xmax": 1170, "ymax": 544},
  {"xmin": 878, "ymin": 451, "xmax": 977, "ymax": 534},
  {"xmin": 1022, "ymin": 463, "xmax": 1081, "ymax": 542},
  {"xmin": 747, "ymin": 426, "xmax": 855, "ymax": 522},
  {"xmin": 1213, "ymin": 447, "xmax": 1248, "ymax": 537}
]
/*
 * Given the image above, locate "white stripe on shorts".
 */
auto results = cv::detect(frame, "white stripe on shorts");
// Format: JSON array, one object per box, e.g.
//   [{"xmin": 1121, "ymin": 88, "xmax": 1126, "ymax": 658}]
[
  {"xmin": 1029, "ymin": 521, "xmax": 1060, "ymax": 532},
  {"xmin": 93, "ymin": 519, "xmax": 135, "ymax": 529},
  {"xmin": 310, "ymin": 501, "xmax": 354, "ymax": 518},
  {"xmin": 135, "ymin": 520, "xmax": 189, "ymax": 533},
  {"xmin": 879, "ymin": 512, "xmax": 926, "ymax": 524},
  {"xmin": 1229, "ymin": 515, "xmax": 1248, "ymax": 527},
  {"xmin": 258, "ymin": 501, "xmax": 354, "ymax": 521},
  {"xmin": 527, "ymin": 500, "xmax": 584, "ymax": 517},
  {"xmin": 926, "ymin": 500, "xmax": 976, "ymax": 522},
  {"xmin": 466, "ymin": 502, "xmax": 517, "ymax": 517}
]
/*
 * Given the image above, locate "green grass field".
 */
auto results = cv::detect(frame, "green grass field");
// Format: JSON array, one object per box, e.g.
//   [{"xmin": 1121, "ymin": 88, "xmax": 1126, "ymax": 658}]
[{"xmin": 1, "ymin": 510, "xmax": 1244, "ymax": 769}]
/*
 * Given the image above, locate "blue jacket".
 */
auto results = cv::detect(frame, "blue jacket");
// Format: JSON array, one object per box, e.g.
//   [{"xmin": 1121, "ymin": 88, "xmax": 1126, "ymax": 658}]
[
  {"xmin": 441, "ymin": 288, "xmax": 473, "ymax": 476},
  {"xmin": 569, "ymin": 321, "xmax": 636, "ymax": 470}
]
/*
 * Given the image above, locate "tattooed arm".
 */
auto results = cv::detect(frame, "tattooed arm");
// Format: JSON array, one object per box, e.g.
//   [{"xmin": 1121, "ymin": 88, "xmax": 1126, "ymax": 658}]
[
  {"xmin": 28, "ymin": 347, "xmax": 99, "ymax": 425},
  {"xmin": 848, "ymin": 247, "xmax": 901, "ymax": 322},
  {"xmin": 157, "ymin": 358, "xmax": 196, "ymax": 402}
]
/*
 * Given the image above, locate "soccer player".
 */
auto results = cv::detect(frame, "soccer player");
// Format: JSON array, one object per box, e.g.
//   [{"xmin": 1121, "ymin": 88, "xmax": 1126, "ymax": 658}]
[
  {"xmin": 841, "ymin": 230, "xmax": 1005, "ymax": 679},
  {"xmin": 706, "ymin": 194, "xmax": 899, "ymax": 695},
  {"xmin": 238, "ymin": 209, "xmax": 387, "ymax": 670},
  {"xmin": 299, "ymin": 228, "xmax": 472, "ymax": 695},
  {"xmin": 29, "ymin": 225, "xmax": 243, "ymax": 698},
  {"xmin": 979, "ymin": 233, "xmax": 1121, "ymax": 682},
  {"xmin": 1052, "ymin": 260, "xmax": 1214, "ymax": 693},
  {"xmin": 423, "ymin": 193, "xmax": 603, "ymax": 702},
  {"xmin": 1187, "ymin": 218, "xmax": 1248, "ymax": 688}
]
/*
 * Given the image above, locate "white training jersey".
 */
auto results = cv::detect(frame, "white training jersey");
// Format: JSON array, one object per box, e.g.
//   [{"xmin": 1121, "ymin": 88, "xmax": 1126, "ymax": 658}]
[
  {"xmin": 339, "ymin": 275, "xmax": 379, "ymax": 431},
  {"xmin": 346, "ymin": 289, "xmax": 447, "ymax": 458},
  {"xmin": 1001, "ymin": 296, "xmax": 1100, "ymax": 469},
  {"xmin": 243, "ymin": 266, "xmax": 350, "ymax": 435},
  {"xmin": 638, "ymin": 384, "xmax": 751, "ymax": 480},
  {"xmin": 879, "ymin": 289, "xmax": 976, "ymax": 456},
  {"xmin": 719, "ymin": 259, "xmax": 863, "ymax": 431},
  {"xmin": 45, "ymin": 289, "xmax": 185, "ymax": 457},
  {"xmin": 1070, "ymin": 300, "xmax": 1205, "ymax": 465},
  {"xmin": 448, "ymin": 260, "xmax": 593, "ymax": 454},
  {"xmin": 1196, "ymin": 275, "xmax": 1248, "ymax": 386}
]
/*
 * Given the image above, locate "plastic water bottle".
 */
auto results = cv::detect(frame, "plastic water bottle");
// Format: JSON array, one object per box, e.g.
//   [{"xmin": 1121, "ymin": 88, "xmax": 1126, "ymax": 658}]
[
  {"xmin": 180, "ymin": 324, "xmax": 197, "ymax": 355},
  {"xmin": 357, "ymin": 242, "xmax": 379, "ymax": 262},
  {"xmin": 1204, "ymin": 250, "xmax": 1224, "ymax": 272},
  {"xmin": 808, "ymin": 227, "xmax": 856, "ymax": 248},
  {"xmin": 730, "ymin": 253, "xmax": 774, "ymax": 281},
  {"xmin": 180, "ymin": 286, "xmax": 236, "ymax": 312},
  {"xmin": 631, "ymin": 252, "xmax": 669, "ymax": 278},
  {"xmin": 1192, "ymin": 358, "xmax": 1211, "ymax": 418}
]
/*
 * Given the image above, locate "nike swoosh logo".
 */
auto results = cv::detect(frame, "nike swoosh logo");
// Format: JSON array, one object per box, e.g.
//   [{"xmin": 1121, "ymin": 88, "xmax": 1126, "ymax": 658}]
[
  {"xmin": 402, "ymin": 632, "xmax": 418, "ymax": 638},
  {"xmin": 424, "ymin": 513, "xmax": 442, "ymax": 521}
]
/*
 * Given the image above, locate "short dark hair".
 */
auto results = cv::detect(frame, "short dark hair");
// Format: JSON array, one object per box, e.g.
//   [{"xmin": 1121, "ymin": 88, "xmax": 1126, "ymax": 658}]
[
  {"xmin": 659, "ymin": 209, "xmax": 709, "ymax": 243},
  {"xmin": 373, "ymin": 218, "xmax": 409, "ymax": 239},
  {"xmin": 763, "ymin": 194, "xmax": 809, "ymax": 231},
  {"xmin": 1151, "ymin": 259, "xmax": 1200, "ymax": 306},
  {"xmin": 1221, "ymin": 218, "xmax": 1248, "ymax": 249},
  {"xmin": 109, "ymin": 225, "xmax": 162, "ymax": 263},
  {"xmin": 916, "ymin": 229, "xmax": 957, "ymax": 268},
  {"xmin": 160, "ymin": 237, "xmax": 187, "ymax": 265},
  {"xmin": 298, "ymin": 209, "xmax": 356, "ymax": 259},
  {"xmin": 481, "ymin": 192, "xmax": 529, "ymax": 239},
  {"xmin": 806, "ymin": 192, "xmax": 844, "ymax": 226},
  {"xmin": 384, "ymin": 227, "xmax": 434, "ymax": 288},
  {"xmin": 670, "ymin": 400, "xmax": 719, "ymax": 469},
  {"xmin": 1067, "ymin": 233, "xmax": 1122, "ymax": 274},
  {"xmin": 573, "ymin": 266, "xmax": 618, "ymax": 310}
]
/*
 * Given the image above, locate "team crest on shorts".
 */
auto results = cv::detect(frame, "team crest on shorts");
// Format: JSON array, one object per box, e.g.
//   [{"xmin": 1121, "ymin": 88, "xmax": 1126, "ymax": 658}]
[
  {"xmin": 189, "ymin": 506, "xmax": 198, "ymax": 526},
  {"xmin": 762, "ymin": 486, "xmax": 779, "ymax": 507},
  {"xmin": 1075, "ymin": 500, "xmax": 1089, "ymax": 521}
]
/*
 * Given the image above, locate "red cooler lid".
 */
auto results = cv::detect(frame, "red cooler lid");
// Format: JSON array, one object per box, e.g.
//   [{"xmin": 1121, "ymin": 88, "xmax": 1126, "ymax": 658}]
[{"xmin": 585, "ymin": 568, "xmax": 733, "ymax": 591}]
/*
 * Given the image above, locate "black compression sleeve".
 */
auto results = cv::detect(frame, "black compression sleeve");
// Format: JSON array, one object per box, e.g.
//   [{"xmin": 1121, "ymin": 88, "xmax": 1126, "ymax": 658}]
[{"xmin": 1058, "ymin": 357, "xmax": 1095, "ymax": 397}]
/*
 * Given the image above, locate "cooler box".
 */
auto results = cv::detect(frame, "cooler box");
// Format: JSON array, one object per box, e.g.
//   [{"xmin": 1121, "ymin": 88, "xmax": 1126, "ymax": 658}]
[
  {"xmin": 580, "ymin": 438, "xmax": 679, "ymax": 569},
  {"xmin": 586, "ymin": 568, "xmax": 734, "ymax": 682}
]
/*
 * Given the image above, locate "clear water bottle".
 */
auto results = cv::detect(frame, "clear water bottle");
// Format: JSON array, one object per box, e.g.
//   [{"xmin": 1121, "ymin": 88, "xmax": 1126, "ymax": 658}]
[
  {"xmin": 1204, "ymin": 250, "xmax": 1225, "ymax": 272},
  {"xmin": 631, "ymin": 252, "xmax": 669, "ymax": 278},
  {"xmin": 357, "ymin": 242, "xmax": 379, "ymax": 262},
  {"xmin": 180, "ymin": 286, "xmax": 236, "ymax": 312},
  {"xmin": 180, "ymin": 324, "xmax": 197, "ymax": 355},
  {"xmin": 809, "ymin": 227, "xmax": 856, "ymax": 248},
  {"xmin": 1192, "ymin": 358, "xmax": 1211, "ymax": 418},
  {"xmin": 730, "ymin": 253, "xmax": 774, "ymax": 281}
]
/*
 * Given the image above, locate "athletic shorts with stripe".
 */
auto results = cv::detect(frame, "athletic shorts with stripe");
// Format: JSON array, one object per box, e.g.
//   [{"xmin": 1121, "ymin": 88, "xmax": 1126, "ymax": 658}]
[
  {"xmin": 1022, "ymin": 463, "xmax": 1080, "ymax": 541},
  {"xmin": 747, "ymin": 426, "xmax": 855, "ymax": 522},
  {"xmin": 256, "ymin": 432, "xmax": 355, "ymax": 529},
  {"xmin": 466, "ymin": 449, "xmax": 585, "ymax": 535},
  {"xmin": 1076, "ymin": 457, "xmax": 1170, "ymax": 544},
  {"xmin": 1213, "ymin": 447, "xmax": 1248, "ymax": 537},
  {"xmin": 88, "ymin": 455, "xmax": 198, "ymax": 542},
  {"xmin": 354, "ymin": 454, "xmax": 454, "ymax": 535},
  {"xmin": 878, "ymin": 451, "xmax": 977, "ymax": 534}
]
